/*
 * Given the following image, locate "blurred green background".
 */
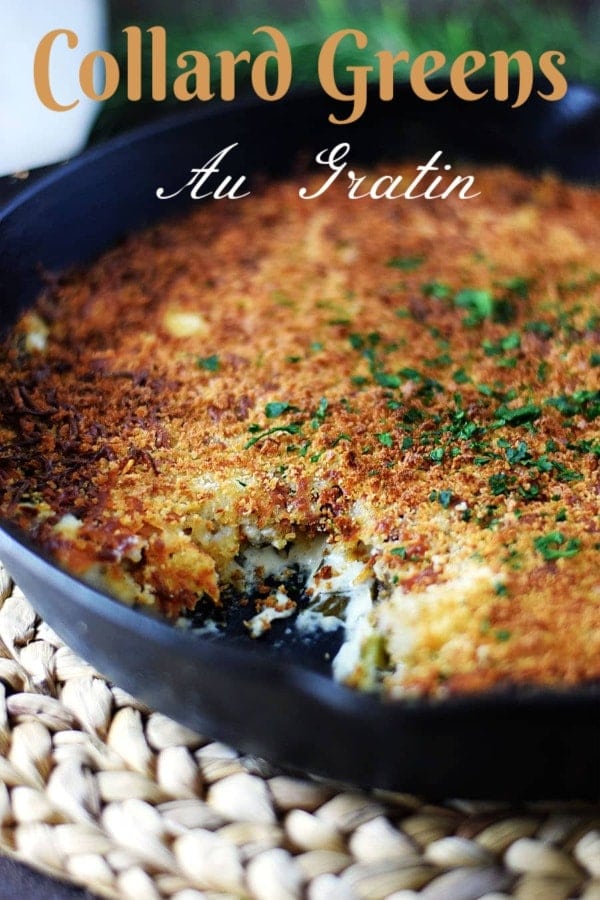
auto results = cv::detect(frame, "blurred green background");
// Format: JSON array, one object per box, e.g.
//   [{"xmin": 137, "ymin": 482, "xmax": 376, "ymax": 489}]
[{"xmin": 94, "ymin": 0, "xmax": 599, "ymax": 138}]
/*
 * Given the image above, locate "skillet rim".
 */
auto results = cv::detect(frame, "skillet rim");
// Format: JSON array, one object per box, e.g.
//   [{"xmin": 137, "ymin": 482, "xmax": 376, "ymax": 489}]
[{"xmin": 0, "ymin": 80, "xmax": 599, "ymax": 795}]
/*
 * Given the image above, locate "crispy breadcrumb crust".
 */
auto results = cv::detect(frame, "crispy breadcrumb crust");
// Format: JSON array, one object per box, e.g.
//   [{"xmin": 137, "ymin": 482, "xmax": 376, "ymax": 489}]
[{"xmin": 1, "ymin": 164, "xmax": 599, "ymax": 696}]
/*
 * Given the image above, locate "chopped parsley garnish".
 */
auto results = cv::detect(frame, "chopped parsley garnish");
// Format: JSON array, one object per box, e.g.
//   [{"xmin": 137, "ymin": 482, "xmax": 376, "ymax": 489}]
[
  {"xmin": 447, "ymin": 406, "xmax": 481, "ymax": 441},
  {"xmin": 498, "ymin": 355, "xmax": 518, "ymax": 368},
  {"xmin": 567, "ymin": 439, "xmax": 600, "ymax": 456},
  {"xmin": 482, "ymin": 332, "xmax": 521, "ymax": 356},
  {"xmin": 495, "ymin": 403, "xmax": 541, "ymax": 426},
  {"xmin": 348, "ymin": 331, "xmax": 406, "ymax": 391},
  {"xmin": 533, "ymin": 531, "xmax": 582, "ymax": 561},
  {"xmin": 489, "ymin": 472, "xmax": 514, "ymax": 496},
  {"xmin": 500, "ymin": 276, "xmax": 531, "ymax": 298},
  {"xmin": 546, "ymin": 390, "xmax": 600, "ymax": 420},
  {"xmin": 399, "ymin": 367, "xmax": 421, "ymax": 381},
  {"xmin": 525, "ymin": 320, "xmax": 554, "ymax": 339},
  {"xmin": 453, "ymin": 368, "xmax": 471, "ymax": 384},
  {"xmin": 454, "ymin": 288, "xmax": 494, "ymax": 325},
  {"xmin": 391, "ymin": 546, "xmax": 420, "ymax": 561},
  {"xmin": 377, "ymin": 432, "xmax": 394, "ymax": 448},
  {"xmin": 375, "ymin": 372, "xmax": 402, "ymax": 388},
  {"xmin": 265, "ymin": 401, "xmax": 298, "ymax": 419},
  {"xmin": 424, "ymin": 353, "xmax": 452, "ymax": 368},
  {"xmin": 332, "ymin": 432, "xmax": 351, "ymax": 447},
  {"xmin": 537, "ymin": 360, "xmax": 550, "ymax": 383},
  {"xmin": 504, "ymin": 440, "xmax": 531, "ymax": 465},
  {"xmin": 495, "ymin": 629, "xmax": 512, "ymax": 642},
  {"xmin": 549, "ymin": 461, "xmax": 583, "ymax": 482},
  {"xmin": 311, "ymin": 397, "xmax": 329, "ymax": 428},
  {"xmin": 403, "ymin": 406, "xmax": 424, "ymax": 425},
  {"xmin": 386, "ymin": 254, "xmax": 425, "ymax": 271},
  {"xmin": 417, "ymin": 377, "xmax": 444, "ymax": 404},
  {"xmin": 197, "ymin": 354, "xmax": 220, "ymax": 372},
  {"xmin": 245, "ymin": 423, "xmax": 303, "ymax": 449},
  {"xmin": 422, "ymin": 280, "xmax": 451, "ymax": 299}
]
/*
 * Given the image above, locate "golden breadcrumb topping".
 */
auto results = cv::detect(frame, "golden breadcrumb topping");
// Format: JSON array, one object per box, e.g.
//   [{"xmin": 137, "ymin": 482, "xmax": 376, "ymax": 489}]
[{"xmin": 1, "ymin": 164, "xmax": 599, "ymax": 696}]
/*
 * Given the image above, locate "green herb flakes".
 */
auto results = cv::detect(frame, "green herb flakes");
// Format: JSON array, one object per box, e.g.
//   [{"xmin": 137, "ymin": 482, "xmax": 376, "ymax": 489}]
[
  {"xmin": 311, "ymin": 397, "xmax": 329, "ymax": 428},
  {"xmin": 534, "ymin": 531, "xmax": 582, "ymax": 561},
  {"xmin": 391, "ymin": 546, "xmax": 420, "ymax": 561},
  {"xmin": 489, "ymin": 473, "xmax": 514, "ymax": 496},
  {"xmin": 537, "ymin": 360, "xmax": 550, "ymax": 383},
  {"xmin": 375, "ymin": 372, "xmax": 402, "ymax": 388},
  {"xmin": 453, "ymin": 368, "xmax": 471, "ymax": 384},
  {"xmin": 332, "ymin": 433, "xmax": 351, "ymax": 447},
  {"xmin": 245, "ymin": 423, "xmax": 303, "ymax": 449},
  {"xmin": 525, "ymin": 320, "xmax": 554, "ymax": 339},
  {"xmin": 438, "ymin": 490, "xmax": 453, "ymax": 508},
  {"xmin": 454, "ymin": 288, "xmax": 494, "ymax": 325},
  {"xmin": 504, "ymin": 441, "xmax": 531, "ymax": 465},
  {"xmin": 501, "ymin": 276, "xmax": 531, "ymax": 298},
  {"xmin": 422, "ymin": 280, "xmax": 451, "ymax": 299},
  {"xmin": 546, "ymin": 390, "xmax": 600, "ymax": 421},
  {"xmin": 197, "ymin": 354, "xmax": 220, "ymax": 372},
  {"xmin": 386, "ymin": 254, "xmax": 425, "ymax": 271},
  {"xmin": 265, "ymin": 401, "xmax": 295, "ymax": 419},
  {"xmin": 482, "ymin": 332, "xmax": 521, "ymax": 356},
  {"xmin": 495, "ymin": 403, "xmax": 541, "ymax": 426}
]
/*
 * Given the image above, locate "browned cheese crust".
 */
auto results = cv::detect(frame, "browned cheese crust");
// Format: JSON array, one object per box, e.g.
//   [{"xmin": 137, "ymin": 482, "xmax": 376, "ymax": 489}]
[{"xmin": 1, "ymin": 164, "xmax": 599, "ymax": 696}]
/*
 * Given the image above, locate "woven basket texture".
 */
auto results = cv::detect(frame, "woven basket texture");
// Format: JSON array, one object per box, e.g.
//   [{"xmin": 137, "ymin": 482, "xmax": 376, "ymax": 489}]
[{"xmin": 0, "ymin": 563, "xmax": 598, "ymax": 900}]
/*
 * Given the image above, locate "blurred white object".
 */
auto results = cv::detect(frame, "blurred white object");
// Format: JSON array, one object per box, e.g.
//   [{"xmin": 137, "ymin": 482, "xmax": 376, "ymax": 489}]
[{"xmin": 0, "ymin": 0, "xmax": 108, "ymax": 176}]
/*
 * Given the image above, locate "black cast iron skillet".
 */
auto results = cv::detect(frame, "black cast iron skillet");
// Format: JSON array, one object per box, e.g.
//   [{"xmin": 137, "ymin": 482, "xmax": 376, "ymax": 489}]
[{"xmin": 1, "ymin": 81, "xmax": 599, "ymax": 799}]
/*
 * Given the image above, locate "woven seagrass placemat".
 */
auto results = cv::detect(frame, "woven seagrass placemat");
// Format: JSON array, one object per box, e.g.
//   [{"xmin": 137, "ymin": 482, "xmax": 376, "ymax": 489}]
[{"xmin": 0, "ymin": 563, "xmax": 598, "ymax": 900}]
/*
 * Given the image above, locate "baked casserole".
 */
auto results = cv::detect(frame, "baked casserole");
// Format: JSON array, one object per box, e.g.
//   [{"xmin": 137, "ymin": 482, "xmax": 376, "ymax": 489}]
[{"xmin": 1, "ymin": 163, "xmax": 599, "ymax": 697}]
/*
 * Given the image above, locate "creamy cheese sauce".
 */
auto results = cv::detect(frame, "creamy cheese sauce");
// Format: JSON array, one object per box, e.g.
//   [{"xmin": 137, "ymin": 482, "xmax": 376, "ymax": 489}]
[{"xmin": 187, "ymin": 535, "xmax": 377, "ymax": 685}]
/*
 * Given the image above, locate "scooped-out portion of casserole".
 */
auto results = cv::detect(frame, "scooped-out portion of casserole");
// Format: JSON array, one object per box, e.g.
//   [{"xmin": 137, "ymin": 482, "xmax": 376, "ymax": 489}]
[{"xmin": 1, "ymin": 164, "xmax": 599, "ymax": 697}]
